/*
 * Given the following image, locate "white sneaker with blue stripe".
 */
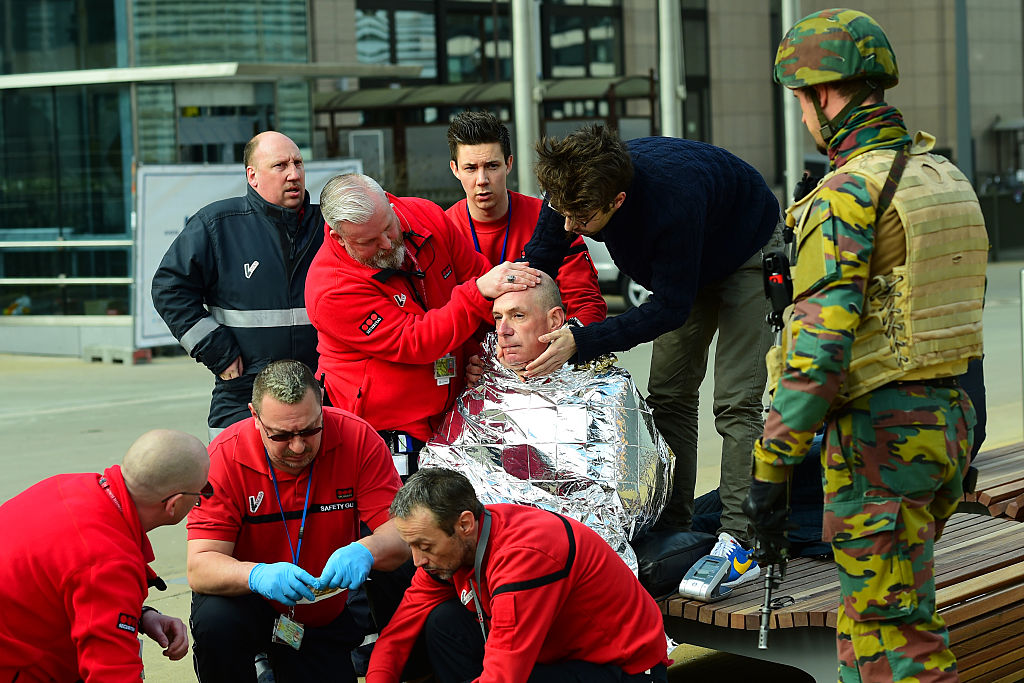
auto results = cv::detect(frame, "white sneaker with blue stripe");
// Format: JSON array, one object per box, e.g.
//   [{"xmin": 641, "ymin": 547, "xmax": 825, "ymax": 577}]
[{"xmin": 710, "ymin": 532, "xmax": 760, "ymax": 589}]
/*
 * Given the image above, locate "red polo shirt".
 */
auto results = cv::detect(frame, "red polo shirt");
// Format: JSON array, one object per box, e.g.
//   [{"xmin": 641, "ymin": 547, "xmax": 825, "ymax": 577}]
[{"xmin": 188, "ymin": 407, "xmax": 401, "ymax": 627}]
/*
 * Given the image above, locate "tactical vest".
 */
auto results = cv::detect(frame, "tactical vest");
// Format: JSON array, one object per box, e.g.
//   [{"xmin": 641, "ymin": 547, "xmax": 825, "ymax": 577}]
[{"xmin": 778, "ymin": 131, "xmax": 988, "ymax": 406}]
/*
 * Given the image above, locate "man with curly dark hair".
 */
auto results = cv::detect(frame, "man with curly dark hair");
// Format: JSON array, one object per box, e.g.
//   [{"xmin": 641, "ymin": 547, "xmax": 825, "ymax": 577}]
[
  {"xmin": 445, "ymin": 111, "xmax": 606, "ymax": 327},
  {"xmin": 521, "ymin": 124, "xmax": 781, "ymax": 588}
]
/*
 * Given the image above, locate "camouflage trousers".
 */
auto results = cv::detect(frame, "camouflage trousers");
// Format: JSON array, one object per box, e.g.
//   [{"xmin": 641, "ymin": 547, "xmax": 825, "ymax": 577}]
[{"xmin": 822, "ymin": 381, "xmax": 975, "ymax": 683}]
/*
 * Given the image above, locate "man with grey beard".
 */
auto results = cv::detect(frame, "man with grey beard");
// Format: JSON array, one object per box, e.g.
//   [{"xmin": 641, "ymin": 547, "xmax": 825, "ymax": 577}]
[{"xmin": 305, "ymin": 173, "xmax": 542, "ymax": 477}]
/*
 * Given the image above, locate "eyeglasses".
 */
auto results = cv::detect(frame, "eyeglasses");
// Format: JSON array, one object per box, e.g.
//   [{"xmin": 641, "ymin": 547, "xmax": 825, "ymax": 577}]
[
  {"xmin": 256, "ymin": 410, "xmax": 324, "ymax": 443},
  {"xmin": 549, "ymin": 205, "xmax": 601, "ymax": 229},
  {"xmin": 161, "ymin": 481, "xmax": 215, "ymax": 505}
]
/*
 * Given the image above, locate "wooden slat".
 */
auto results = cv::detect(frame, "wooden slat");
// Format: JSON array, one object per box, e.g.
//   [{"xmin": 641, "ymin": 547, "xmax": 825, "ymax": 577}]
[
  {"xmin": 941, "ymin": 584, "xmax": 1024, "ymax": 627},
  {"xmin": 947, "ymin": 599, "xmax": 1024, "ymax": 644},
  {"xmin": 936, "ymin": 564, "xmax": 1024, "ymax": 611},
  {"xmin": 951, "ymin": 617, "xmax": 1024, "ymax": 660},
  {"xmin": 1002, "ymin": 495, "xmax": 1024, "ymax": 521},
  {"xmin": 962, "ymin": 442, "xmax": 1024, "ymax": 520},
  {"xmin": 977, "ymin": 478, "xmax": 1024, "ymax": 505},
  {"xmin": 982, "ymin": 664, "xmax": 1024, "ymax": 683},
  {"xmin": 955, "ymin": 632, "xmax": 1024, "ymax": 679}
]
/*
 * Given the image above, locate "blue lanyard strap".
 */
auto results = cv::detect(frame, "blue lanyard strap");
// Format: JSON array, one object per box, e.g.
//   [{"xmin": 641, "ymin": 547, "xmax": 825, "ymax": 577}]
[
  {"xmin": 265, "ymin": 453, "xmax": 314, "ymax": 566},
  {"xmin": 465, "ymin": 192, "xmax": 511, "ymax": 263}
]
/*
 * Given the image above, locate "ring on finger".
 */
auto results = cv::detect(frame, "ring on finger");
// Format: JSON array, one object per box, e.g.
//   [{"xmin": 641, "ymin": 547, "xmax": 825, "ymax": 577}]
[{"xmin": 506, "ymin": 274, "xmax": 516, "ymax": 283}]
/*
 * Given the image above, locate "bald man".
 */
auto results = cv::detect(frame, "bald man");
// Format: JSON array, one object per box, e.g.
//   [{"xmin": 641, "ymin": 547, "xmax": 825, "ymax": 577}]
[
  {"xmin": 154, "ymin": 131, "xmax": 324, "ymax": 440},
  {"xmin": 462, "ymin": 272, "xmax": 567, "ymax": 387},
  {"xmin": 492, "ymin": 272, "xmax": 567, "ymax": 375},
  {"xmin": 0, "ymin": 430, "xmax": 210, "ymax": 682}
]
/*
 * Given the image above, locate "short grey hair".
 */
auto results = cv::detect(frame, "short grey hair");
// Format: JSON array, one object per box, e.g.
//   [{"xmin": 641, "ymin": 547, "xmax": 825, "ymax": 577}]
[
  {"xmin": 252, "ymin": 360, "xmax": 321, "ymax": 413},
  {"xmin": 320, "ymin": 173, "xmax": 388, "ymax": 230},
  {"xmin": 535, "ymin": 272, "xmax": 565, "ymax": 314}
]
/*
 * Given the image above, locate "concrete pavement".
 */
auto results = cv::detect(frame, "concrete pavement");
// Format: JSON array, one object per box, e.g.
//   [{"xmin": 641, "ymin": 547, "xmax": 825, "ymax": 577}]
[{"xmin": 2, "ymin": 260, "xmax": 1021, "ymax": 681}]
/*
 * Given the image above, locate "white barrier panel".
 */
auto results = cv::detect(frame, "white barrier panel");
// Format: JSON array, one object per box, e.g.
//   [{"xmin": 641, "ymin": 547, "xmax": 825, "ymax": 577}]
[{"xmin": 133, "ymin": 159, "xmax": 361, "ymax": 348}]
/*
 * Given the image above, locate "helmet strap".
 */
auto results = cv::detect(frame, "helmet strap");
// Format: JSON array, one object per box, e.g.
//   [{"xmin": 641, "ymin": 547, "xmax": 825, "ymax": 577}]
[{"xmin": 815, "ymin": 81, "xmax": 878, "ymax": 144}]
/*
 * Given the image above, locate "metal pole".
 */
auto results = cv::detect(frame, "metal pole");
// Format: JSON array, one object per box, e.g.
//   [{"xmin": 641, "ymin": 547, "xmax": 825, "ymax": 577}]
[
  {"xmin": 781, "ymin": 0, "xmax": 803, "ymax": 201},
  {"xmin": 955, "ymin": 0, "xmax": 974, "ymax": 183},
  {"xmin": 658, "ymin": 0, "xmax": 684, "ymax": 138},
  {"xmin": 511, "ymin": 0, "xmax": 540, "ymax": 197}
]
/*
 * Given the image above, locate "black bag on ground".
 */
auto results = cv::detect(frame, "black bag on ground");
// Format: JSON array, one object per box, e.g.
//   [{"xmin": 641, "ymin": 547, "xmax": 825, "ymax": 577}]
[{"xmin": 631, "ymin": 530, "xmax": 717, "ymax": 600}]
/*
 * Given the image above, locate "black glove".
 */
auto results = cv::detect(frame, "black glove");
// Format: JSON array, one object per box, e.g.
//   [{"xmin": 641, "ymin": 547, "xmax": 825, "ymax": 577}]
[{"xmin": 742, "ymin": 479, "xmax": 792, "ymax": 566}]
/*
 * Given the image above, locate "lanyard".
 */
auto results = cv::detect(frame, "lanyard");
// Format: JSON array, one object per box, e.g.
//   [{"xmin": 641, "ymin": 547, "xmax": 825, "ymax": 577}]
[
  {"xmin": 265, "ymin": 453, "xmax": 314, "ymax": 566},
  {"xmin": 470, "ymin": 509, "xmax": 492, "ymax": 642},
  {"xmin": 98, "ymin": 476, "xmax": 122, "ymax": 513},
  {"xmin": 392, "ymin": 203, "xmax": 429, "ymax": 309},
  {"xmin": 465, "ymin": 192, "xmax": 511, "ymax": 263}
]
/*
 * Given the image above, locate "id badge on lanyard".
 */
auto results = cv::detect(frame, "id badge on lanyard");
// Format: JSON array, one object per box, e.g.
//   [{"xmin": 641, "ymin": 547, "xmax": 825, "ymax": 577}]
[
  {"xmin": 272, "ymin": 610, "xmax": 305, "ymax": 650},
  {"xmin": 265, "ymin": 453, "xmax": 315, "ymax": 650},
  {"xmin": 434, "ymin": 354, "xmax": 456, "ymax": 385}
]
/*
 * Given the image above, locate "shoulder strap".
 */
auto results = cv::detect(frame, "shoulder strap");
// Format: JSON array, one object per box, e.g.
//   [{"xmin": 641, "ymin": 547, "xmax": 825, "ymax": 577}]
[{"xmin": 875, "ymin": 145, "xmax": 910, "ymax": 220}]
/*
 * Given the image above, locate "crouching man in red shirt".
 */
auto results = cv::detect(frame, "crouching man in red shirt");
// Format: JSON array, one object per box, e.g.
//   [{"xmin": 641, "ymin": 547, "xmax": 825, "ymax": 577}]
[
  {"xmin": 0, "ymin": 429, "xmax": 209, "ymax": 682},
  {"xmin": 366, "ymin": 468, "xmax": 669, "ymax": 683}
]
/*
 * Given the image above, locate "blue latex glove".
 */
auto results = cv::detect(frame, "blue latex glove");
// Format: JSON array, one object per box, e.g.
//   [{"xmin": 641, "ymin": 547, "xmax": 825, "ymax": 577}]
[
  {"xmin": 316, "ymin": 542, "xmax": 374, "ymax": 590},
  {"xmin": 248, "ymin": 562, "xmax": 317, "ymax": 606}
]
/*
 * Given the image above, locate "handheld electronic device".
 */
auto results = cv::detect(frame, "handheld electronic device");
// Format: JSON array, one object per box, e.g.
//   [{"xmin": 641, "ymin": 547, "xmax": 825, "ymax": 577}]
[{"xmin": 677, "ymin": 554, "xmax": 733, "ymax": 602}]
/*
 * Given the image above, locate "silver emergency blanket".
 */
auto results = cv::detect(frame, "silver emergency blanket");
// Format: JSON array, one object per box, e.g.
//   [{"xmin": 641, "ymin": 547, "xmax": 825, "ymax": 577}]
[{"xmin": 421, "ymin": 332, "xmax": 673, "ymax": 572}]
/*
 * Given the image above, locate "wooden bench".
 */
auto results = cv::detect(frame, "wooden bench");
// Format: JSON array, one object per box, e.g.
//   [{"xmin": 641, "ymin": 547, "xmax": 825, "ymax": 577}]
[
  {"xmin": 660, "ymin": 513, "xmax": 1024, "ymax": 682},
  {"xmin": 961, "ymin": 442, "xmax": 1024, "ymax": 520}
]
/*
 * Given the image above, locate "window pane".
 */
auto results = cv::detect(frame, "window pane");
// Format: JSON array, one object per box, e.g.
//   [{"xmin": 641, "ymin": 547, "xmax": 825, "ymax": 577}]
[
  {"xmin": 132, "ymin": 0, "xmax": 308, "ymax": 66},
  {"xmin": 446, "ymin": 12, "xmax": 511, "ymax": 83},
  {"xmin": 356, "ymin": 9, "xmax": 391, "ymax": 65},
  {"xmin": 0, "ymin": 85, "xmax": 128, "ymax": 245},
  {"xmin": 0, "ymin": 90, "xmax": 60, "ymax": 234},
  {"xmin": 0, "ymin": 0, "xmax": 118, "ymax": 74},
  {"xmin": 446, "ymin": 14, "xmax": 483, "ymax": 83},
  {"xmin": 0, "ymin": 247, "xmax": 129, "ymax": 278},
  {"xmin": 137, "ymin": 84, "xmax": 177, "ymax": 164},
  {"xmin": 55, "ymin": 86, "xmax": 127, "ymax": 237},
  {"xmin": 0, "ymin": 283, "xmax": 131, "ymax": 315},
  {"xmin": 551, "ymin": 15, "xmax": 587, "ymax": 77},
  {"xmin": 275, "ymin": 80, "xmax": 312, "ymax": 151},
  {"xmin": 589, "ymin": 15, "xmax": 620, "ymax": 77},
  {"xmin": 395, "ymin": 10, "xmax": 437, "ymax": 79},
  {"xmin": 683, "ymin": 17, "xmax": 707, "ymax": 77}
]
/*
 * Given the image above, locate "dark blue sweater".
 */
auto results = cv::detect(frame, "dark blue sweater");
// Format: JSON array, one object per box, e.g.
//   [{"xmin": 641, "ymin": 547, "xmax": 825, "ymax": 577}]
[{"xmin": 523, "ymin": 137, "xmax": 780, "ymax": 361}]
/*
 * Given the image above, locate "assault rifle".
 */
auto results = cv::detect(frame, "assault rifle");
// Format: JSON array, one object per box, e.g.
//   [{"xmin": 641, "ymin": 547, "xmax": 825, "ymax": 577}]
[{"xmin": 756, "ymin": 234, "xmax": 796, "ymax": 649}]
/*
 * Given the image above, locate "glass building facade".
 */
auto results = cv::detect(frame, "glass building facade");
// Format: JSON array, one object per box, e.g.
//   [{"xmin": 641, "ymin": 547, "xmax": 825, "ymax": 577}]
[
  {"xmin": 0, "ymin": 1, "xmax": 130, "ymax": 315},
  {"xmin": 0, "ymin": 0, "xmax": 312, "ymax": 318},
  {"xmin": 0, "ymin": 0, "xmax": 708, "ymax": 328}
]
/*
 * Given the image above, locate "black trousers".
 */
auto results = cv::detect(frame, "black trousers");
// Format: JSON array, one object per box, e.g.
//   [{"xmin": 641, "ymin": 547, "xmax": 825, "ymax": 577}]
[
  {"xmin": 190, "ymin": 592, "xmax": 363, "ymax": 683},
  {"xmin": 424, "ymin": 599, "xmax": 668, "ymax": 683}
]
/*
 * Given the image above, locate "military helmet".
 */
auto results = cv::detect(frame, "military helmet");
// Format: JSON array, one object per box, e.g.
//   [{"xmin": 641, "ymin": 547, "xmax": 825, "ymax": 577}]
[{"xmin": 774, "ymin": 8, "xmax": 899, "ymax": 90}]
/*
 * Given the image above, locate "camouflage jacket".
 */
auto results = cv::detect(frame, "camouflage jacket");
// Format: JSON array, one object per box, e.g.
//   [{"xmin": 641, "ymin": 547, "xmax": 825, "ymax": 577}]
[{"xmin": 753, "ymin": 104, "xmax": 912, "ymax": 479}]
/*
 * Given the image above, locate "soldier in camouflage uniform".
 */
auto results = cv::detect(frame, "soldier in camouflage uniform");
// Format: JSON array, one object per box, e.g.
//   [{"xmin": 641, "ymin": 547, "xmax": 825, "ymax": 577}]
[{"xmin": 742, "ymin": 9, "xmax": 988, "ymax": 683}]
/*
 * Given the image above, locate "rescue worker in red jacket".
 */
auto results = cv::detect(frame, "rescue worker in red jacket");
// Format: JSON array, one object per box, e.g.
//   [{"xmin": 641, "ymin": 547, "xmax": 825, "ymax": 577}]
[
  {"xmin": 0, "ymin": 429, "xmax": 210, "ymax": 682},
  {"xmin": 187, "ymin": 360, "xmax": 411, "ymax": 682},
  {"xmin": 445, "ymin": 110, "xmax": 606, "ymax": 327},
  {"xmin": 366, "ymin": 468, "xmax": 670, "ymax": 683},
  {"xmin": 305, "ymin": 173, "xmax": 542, "ymax": 475}
]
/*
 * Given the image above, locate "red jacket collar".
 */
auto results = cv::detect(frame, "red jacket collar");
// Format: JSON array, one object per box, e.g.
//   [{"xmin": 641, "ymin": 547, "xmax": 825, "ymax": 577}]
[{"xmin": 100, "ymin": 465, "xmax": 155, "ymax": 566}]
